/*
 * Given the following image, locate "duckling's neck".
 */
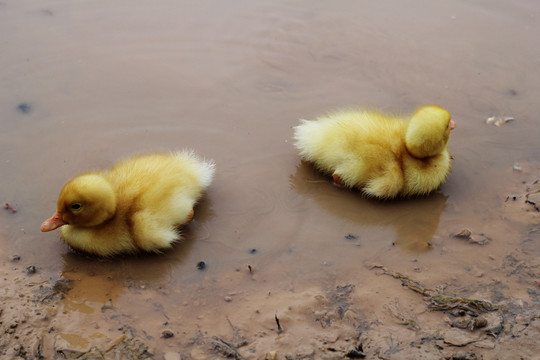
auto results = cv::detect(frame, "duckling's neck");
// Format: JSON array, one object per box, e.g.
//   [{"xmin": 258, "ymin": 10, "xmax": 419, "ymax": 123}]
[
  {"xmin": 404, "ymin": 123, "xmax": 448, "ymax": 159},
  {"xmin": 404, "ymin": 106, "xmax": 451, "ymax": 158}
]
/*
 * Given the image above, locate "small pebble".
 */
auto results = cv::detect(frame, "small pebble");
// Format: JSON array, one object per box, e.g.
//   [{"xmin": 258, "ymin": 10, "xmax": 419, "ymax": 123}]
[
  {"xmin": 345, "ymin": 348, "xmax": 366, "ymax": 358},
  {"xmin": 344, "ymin": 234, "xmax": 358, "ymax": 241},
  {"xmin": 25, "ymin": 265, "xmax": 36, "ymax": 274},
  {"xmin": 10, "ymin": 254, "xmax": 21, "ymax": 261},
  {"xmin": 249, "ymin": 248, "xmax": 258, "ymax": 254},
  {"xmin": 196, "ymin": 261, "xmax": 206, "ymax": 270},
  {"xmin": 161, "ymin": 330, "xmax": 174, "ymax": 338}
]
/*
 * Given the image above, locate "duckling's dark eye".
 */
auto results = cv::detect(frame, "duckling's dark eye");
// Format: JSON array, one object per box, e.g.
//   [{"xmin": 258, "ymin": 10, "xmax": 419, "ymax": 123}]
[{"xmin": 70, "ymin": 203, "xmax": 82, "ymax": 211}]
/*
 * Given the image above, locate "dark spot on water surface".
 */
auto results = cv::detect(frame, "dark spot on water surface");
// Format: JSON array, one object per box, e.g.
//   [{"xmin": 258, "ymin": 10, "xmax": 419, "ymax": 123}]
[{"xmin": 17, "ymin": 103, "xmax": 32, "ymax": 114}]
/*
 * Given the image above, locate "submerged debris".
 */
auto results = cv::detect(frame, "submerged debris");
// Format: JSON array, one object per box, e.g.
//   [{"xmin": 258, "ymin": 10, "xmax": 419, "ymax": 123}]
[
  {"xmin": 485, "ymin": 116, "xmax": 514, "ymax": 126},
  {"xmin": 344, "ymin": 233, "xmax": 358, "ymax": 241},
  {"xmin": 17, "ymin": 103, "xmax": 32, "ymax": 114},
  {"xmin": 4, "ymin": 203, "xmax": 17, "ymax": 213}
]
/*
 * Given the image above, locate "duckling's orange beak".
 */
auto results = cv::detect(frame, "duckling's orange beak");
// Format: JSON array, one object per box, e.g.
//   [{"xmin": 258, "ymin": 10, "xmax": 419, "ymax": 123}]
[
  {"xmin": 41, "ymin": 211, "xmax": 66, "ymax": 232},
  {"xmin": 449, "ymin": 119, "xmax": 456, "ymax": 130}
]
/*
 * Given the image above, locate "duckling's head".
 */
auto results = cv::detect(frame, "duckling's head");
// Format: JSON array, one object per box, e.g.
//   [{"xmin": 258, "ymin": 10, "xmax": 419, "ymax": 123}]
[
  {"xmin": 41, "ymin": 174, "xmax": 117, "ymax": 231},
  {"xmin": 405, "ymin": 105, "xmax": 455, "ymax": 158}
]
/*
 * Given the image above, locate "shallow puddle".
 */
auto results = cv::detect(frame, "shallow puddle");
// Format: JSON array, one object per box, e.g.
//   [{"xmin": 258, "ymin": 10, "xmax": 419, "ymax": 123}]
[{"xmin": 1, "ymin": 1, "xmax": 539, "ymax": 358}]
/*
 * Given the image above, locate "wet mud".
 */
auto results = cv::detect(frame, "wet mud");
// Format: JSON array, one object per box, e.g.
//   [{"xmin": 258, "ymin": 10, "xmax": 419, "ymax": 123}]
[{"xmin": 1, "ymin": 1, "xmax": 540, "ymax": 359}]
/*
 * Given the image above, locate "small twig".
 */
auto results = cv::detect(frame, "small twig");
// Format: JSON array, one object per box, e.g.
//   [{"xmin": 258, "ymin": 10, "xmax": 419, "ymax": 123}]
[
  {"xmin": 275, "ymin": 313, "xmax": 283, "ymax": 333},
  {"xmin": 4, "ymin": 203, "xmax": 17, "ymax": 213},
  {"xmin": 226, "ymin": 315, "xmax": 236, "ymax": 332}
]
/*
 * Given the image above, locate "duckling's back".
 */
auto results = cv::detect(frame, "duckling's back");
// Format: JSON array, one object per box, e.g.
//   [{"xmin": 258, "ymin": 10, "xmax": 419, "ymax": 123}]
[
  {"xmin": 294, "ymin": 110, "xmax": 405, "ymax": 175},
  {"xmin": 107, "ymin": 152, "xmax": 214, "ymax": 206}
]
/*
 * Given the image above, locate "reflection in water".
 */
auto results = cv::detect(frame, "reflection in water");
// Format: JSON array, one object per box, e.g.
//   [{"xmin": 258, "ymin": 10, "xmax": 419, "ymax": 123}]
[
  {"xmin": 290, "ymin": 161, "xmax": 447, "ymax": 252},
  {"xmin": 58, "ymin": 195, "xmax": 214, "ymax": 313}
]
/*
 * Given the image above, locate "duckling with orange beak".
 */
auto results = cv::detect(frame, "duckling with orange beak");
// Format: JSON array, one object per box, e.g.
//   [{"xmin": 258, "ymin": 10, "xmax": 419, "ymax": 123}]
[
  {"xmin": 41, "ymin": 151, "xmax": 215, "ymax": 256},
  {"xmin": 293, "ymin": 105, "xmax": 456, "ymax": 198}
]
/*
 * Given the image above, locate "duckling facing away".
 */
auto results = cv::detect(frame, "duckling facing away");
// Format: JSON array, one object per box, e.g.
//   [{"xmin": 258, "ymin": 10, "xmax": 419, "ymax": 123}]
[
  {"xmin": 41, "ymin": 151, "xmax": 215, "ymax": 256},
  {"xmin": 293, "ymin": 105, "xmax": 456, "ymax": 198}
]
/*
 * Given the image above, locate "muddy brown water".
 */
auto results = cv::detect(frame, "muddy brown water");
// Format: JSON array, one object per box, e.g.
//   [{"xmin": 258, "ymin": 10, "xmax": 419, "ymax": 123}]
[{"xmin": 1, "ymin": 1, "xmax": 539, "ymax": 359}]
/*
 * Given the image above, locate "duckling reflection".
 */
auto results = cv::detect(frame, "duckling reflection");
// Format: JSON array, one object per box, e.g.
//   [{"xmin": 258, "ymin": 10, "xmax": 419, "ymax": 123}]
[
  {"xmin": 289, "ymin": 162, "xmax": 447, "ymax": 252},
  {"xmin": 56, "ymin": 195, "xmax": 214, "ymax": 314}
]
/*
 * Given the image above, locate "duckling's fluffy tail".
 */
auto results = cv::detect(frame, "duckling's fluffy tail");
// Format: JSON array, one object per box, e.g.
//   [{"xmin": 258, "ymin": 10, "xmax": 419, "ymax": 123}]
[
  {"xmin": 174, "ymin": 150, "xmax": 215, "ymax": 189},
  {"xmin": 293, "ymin": 119, "xmax": 323, "ymax": 161}
]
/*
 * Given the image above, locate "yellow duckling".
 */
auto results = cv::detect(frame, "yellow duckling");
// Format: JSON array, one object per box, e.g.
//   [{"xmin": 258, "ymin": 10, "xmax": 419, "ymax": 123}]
[
  {"xmin": 293, "ymin": 105, "xmax": 456, "ymax": 198},
  {"xmin": 41, "ymin": 151, "xmax": 215, "ymax": 256}
]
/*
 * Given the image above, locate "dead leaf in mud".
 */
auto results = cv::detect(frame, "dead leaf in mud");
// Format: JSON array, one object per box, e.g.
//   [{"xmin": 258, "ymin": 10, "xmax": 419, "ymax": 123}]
[
  {"xmin": 453, "ymin": 229, "xmax": 491, "ymax": 245},
  {"xmin": 485, "ymin": 116, "xmax": 515, "ymax": 126}
]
